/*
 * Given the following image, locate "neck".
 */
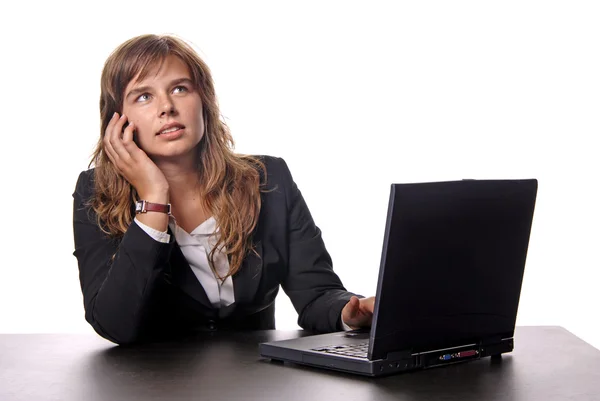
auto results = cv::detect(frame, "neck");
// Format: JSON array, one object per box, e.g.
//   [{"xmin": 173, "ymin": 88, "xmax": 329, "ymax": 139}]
[{"xmin": 154, "ymin": 154, "xmax": 202, "ymax": 203}]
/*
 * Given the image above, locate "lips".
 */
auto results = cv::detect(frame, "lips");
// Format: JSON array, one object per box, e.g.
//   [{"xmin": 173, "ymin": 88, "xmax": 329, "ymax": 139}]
[{"xmin": 157, "ymin": 123, "xmax": 185, "ymax": 135}]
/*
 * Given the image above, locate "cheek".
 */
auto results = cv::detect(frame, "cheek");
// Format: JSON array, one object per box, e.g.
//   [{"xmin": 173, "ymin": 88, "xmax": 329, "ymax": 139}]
[
  {"xmin": 134, "ymin": 125, "xmax": 153, "ymax": 147},
  {"xmin": 127, "ymin": 115, "xmax": 149, "ymax": 137},
  {"xmin": 126, "ymin": 117, "xmax": 153, "ymax": 148}
]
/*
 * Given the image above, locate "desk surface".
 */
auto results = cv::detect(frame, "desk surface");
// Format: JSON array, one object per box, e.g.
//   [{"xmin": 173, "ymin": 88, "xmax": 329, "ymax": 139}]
[{"xmin": 1, "ymin": 326, "xmax": 599, "ymax": 401}]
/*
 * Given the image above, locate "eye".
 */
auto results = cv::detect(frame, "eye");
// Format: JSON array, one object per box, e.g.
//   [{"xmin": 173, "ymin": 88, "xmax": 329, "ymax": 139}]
[
  {"xmin": 173, "ymin": 85, "xmax": 188, "ymax": 94},
  {"xmin": 136, "ymin": 93, "xmax": 151, "ymax": 103}
]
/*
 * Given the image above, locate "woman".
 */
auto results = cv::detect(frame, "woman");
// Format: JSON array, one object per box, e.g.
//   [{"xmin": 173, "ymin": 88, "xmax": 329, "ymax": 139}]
[{"xmin": 72, "ymin": 34, "xmax": 374, "ymax": 345}]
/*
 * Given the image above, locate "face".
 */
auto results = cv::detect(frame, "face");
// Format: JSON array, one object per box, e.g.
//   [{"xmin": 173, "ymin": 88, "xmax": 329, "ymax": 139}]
[{"xmin": 122, "ymin": 55, "xmax": 204, "ymax": 161}]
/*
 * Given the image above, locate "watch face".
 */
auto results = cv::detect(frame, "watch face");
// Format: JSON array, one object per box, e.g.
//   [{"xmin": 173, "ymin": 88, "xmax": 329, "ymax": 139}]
[{"xmin": 135, "ymin": 201, "xmax": 144, "ymax": 213}]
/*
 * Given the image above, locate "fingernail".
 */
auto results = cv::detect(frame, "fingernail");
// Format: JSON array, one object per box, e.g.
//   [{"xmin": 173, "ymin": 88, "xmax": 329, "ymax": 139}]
[{"xmin": 112, "ymin": 112, "xmax": 117, "ymax": 118}]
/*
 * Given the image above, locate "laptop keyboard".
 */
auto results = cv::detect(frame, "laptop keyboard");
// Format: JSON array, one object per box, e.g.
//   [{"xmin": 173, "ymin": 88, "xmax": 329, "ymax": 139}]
[{"xmin": 312, "ymin": 342, "xmax": 369, "ymax": 359}]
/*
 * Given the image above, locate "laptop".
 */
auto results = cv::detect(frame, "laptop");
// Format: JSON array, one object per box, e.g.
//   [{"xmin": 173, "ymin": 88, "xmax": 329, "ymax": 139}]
[{"xmin": 260, "ymin": 179, "xmax": 538, "ymax": 376}]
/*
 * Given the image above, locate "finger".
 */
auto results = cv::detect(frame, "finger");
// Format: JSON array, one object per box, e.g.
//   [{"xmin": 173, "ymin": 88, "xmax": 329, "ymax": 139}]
[
  {"xmin": 103, "ymin": 126, "xmax": 118, "ymax": 163},
  {"xmin": 104, "ymin": 115, "xmax": 132, "ymax": 174},
  {"xmin": 103, "ymin": 112, "xmax": 120, "ymax": 158},
  {"xmin": 122, "ymin": 123, "xmax": 151, "ymax": 165},
  {"xmin": 361, "ymin": 297, "xmax": 376, "ymax": 314},
  {"xmin": 110, "ymin": 115, "xmax": 134, "ymax": 164},
  {"xmin": 122, "ymin": 121, "xmax": 136, "ymax": 147},
  {"xmin": 103, "ymin": 140, "xmax": 120, "ymax": 170},
  {"xmin": 347, "ymin": 296, "xmax": 360, "ymax": 318},
  {"xmin": 114, "ymin": 113, "xmax": 128, "ymax": 137},
  {"xmin": 342, "ymin": 297, "xmax": 356, "ymax": 321},
  {"xmin": 104, "ymin": 112, "xmax": 122, "ymax": 149},
  {"xmin": 104, "ymin": 112, "xmax": 120, "ymax": 139}
]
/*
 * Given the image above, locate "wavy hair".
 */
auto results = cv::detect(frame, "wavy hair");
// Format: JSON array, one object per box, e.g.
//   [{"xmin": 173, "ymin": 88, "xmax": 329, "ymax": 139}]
[{"xmin": 90, "ymin": 34, "xmax": 266, "ymax": 279}]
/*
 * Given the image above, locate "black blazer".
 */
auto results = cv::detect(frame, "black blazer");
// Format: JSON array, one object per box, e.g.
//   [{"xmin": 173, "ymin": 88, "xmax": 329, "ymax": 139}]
[{"xmin": 73, "ymin": 156, "xmax": 357, "ymax": 344}]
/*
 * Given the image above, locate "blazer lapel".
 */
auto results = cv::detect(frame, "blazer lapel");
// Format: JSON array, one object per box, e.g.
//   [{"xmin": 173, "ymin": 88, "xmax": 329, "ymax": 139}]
[
  {"xmin": 168, "ymin": 227, "xmax": 264, "ymax": 307},
  {"xmin": 169, "ymin": 243, "xmax": 213, "ymax": 308},
  {"xmin": 232, "ymin": 240, "xmax": 263, "ymax": 304}
]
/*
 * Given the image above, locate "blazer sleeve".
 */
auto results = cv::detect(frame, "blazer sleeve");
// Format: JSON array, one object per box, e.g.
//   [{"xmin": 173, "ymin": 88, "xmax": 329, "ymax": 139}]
[
  {"xmin": 276, "ymin": 158, "xmax": 359, "ymax": 333},
  {"xmin": 72, "ymin": 170, "xmax": 175, "ymax": 344}
]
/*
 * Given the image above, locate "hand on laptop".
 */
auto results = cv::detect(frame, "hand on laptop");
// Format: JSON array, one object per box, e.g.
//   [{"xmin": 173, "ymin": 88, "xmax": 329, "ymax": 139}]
[{"xmin": 341, "ymin": 296, "xmax": 375, "ymax": 330}]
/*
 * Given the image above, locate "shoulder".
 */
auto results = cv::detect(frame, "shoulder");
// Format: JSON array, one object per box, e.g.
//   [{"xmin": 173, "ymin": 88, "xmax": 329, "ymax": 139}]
[
  {"xmin": 73, "ymin": 168, "xmax": 96, "ymax": 200},
  {"xmin": 251, "ymin": 155, "xmax": 293, "ymax": 183},
  {"xmin": 249, "ymin": 154, "xmax": 284, "ymax": 169},
  {"xmin": 249, "ymin": 155, "xmax": 300, "ymax": 212},
  {"xmin": 253, "ymin": 155, "xmax": 290, "ymax": 175}
]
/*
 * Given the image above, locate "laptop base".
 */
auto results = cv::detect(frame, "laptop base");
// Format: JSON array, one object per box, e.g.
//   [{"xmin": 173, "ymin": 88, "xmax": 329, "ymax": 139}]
[{"xmin": 260, "ymin": 333, "xmax": 514, "ymax": 377}]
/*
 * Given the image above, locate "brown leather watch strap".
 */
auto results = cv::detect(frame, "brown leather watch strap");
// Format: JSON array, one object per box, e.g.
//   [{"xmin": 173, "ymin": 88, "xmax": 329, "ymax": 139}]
[{"xmin": 135, "ymin": 200, "xmax": 172, "ymax": 215}]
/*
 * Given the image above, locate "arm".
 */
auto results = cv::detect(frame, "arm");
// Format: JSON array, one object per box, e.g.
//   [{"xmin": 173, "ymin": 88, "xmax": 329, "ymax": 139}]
[
  {"xmin": 72, "ymin": 170, "xmax": 174, "ymax": 344},
  {"xmin": 277, "ymin": 158, "xmax": 361, "ymax": 333}
]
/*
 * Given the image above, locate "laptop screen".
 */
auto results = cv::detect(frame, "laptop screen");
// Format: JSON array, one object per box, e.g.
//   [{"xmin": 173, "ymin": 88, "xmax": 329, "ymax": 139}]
[{"xmin": 368, "ymin": 179, "xmax": 537, "ymax": 360}]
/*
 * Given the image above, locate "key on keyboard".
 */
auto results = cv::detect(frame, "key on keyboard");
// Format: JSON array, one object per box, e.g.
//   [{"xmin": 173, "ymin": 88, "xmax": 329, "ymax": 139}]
[{"xmin": 311, "ymin": 342, "xmax": 369, "ymax": 359}]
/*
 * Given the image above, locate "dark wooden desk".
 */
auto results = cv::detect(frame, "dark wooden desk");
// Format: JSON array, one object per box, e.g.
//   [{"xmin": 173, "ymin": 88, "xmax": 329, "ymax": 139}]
[{"xmin": 1, "ymin": 326, "xmax": 599, "ymax": 400}]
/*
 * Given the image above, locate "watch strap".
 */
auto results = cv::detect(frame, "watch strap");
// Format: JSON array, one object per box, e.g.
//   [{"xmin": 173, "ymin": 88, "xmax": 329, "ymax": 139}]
[{"xmin": 135, "ymin": 200, "xmax": 172, "ymax": 215}]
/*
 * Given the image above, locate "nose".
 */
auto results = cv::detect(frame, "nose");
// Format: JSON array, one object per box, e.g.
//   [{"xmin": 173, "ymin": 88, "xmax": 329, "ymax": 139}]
[{"xmin": 159, "ymin": 95, "xmax": 177, "ymax": 117}]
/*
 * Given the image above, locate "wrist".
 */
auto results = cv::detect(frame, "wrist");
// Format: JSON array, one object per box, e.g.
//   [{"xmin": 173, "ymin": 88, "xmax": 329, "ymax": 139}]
[
  {"xmin": 137, "ymin": 188, "xmax": 169, "ymax": 204},
  {"xmin": 135, "ymin": 212, "xmax": 169, "ymax": 232}
]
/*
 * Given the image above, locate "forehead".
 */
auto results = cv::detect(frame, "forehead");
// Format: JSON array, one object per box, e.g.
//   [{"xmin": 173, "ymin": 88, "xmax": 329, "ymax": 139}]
[{"xmin": 126, "ymin": 55, "xmax": 192, "ymax": 90}]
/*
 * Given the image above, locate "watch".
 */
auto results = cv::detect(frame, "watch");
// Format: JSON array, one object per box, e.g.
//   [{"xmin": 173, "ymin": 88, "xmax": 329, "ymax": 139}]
[{"xmin": 135, "ymin": 200, "xmax": 172, "ymax": 215}]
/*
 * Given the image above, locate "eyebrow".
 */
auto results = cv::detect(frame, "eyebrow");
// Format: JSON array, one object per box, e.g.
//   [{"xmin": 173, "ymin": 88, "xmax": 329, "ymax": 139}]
[{"xmin": 125, "ymin": 78, "xmax": 195, "ymax": 101}]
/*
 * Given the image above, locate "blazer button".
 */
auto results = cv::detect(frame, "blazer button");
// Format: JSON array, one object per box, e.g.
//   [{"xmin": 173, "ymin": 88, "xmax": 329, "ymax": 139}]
[{"xmin": 207, "ymin": 319, "xmax": 217, "ymax": 331}]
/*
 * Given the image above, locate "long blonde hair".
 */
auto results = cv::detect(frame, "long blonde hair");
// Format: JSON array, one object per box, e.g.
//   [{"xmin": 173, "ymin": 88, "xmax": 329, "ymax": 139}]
[{"xmin": 90, "ymin": 34, "xmax": 266, "ymax": 278}]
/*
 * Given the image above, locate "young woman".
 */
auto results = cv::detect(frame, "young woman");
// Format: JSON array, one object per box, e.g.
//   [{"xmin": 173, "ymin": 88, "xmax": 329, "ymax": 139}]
[{"xmin": 72, "ymin": 34, "xmax": 374, "ymax": 345}]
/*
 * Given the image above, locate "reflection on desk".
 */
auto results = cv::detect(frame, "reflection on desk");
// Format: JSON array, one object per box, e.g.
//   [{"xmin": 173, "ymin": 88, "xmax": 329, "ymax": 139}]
[{"xmin": 0, "ymin": 326, "xmax": 599, "ymax": 401}]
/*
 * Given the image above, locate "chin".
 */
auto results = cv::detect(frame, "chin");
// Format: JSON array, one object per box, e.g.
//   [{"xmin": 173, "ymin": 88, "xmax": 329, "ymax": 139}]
[{"xmin": 151, "ymin": 146, "xmax": 198, "ymax": 161}]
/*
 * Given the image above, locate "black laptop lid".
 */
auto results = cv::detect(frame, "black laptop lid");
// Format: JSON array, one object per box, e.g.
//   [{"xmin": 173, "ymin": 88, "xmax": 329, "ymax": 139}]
[{"xmin": 368, "ymin": 179, "xmax": 537, "ymax": 360}]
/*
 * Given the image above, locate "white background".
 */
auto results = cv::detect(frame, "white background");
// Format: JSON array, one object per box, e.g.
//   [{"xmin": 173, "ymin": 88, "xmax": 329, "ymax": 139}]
[{"xmin": 0, "ymin": 1, "xmax": 598, "ymax": 349}]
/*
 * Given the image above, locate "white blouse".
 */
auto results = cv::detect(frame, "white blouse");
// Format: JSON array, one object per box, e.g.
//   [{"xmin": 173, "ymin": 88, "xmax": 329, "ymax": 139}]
[{"xmin": 134, "ymin": 217, "xmax": 234, "ymax": 308}]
